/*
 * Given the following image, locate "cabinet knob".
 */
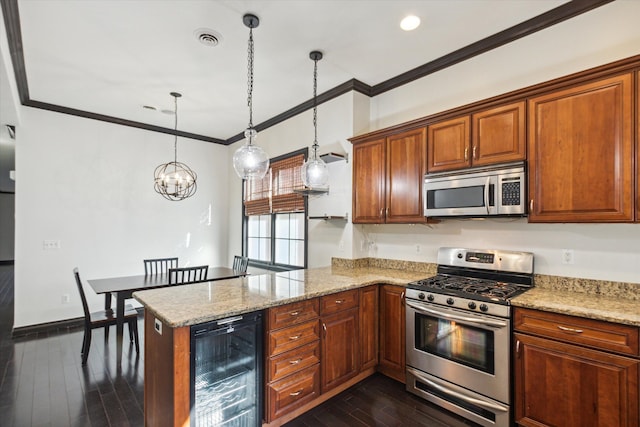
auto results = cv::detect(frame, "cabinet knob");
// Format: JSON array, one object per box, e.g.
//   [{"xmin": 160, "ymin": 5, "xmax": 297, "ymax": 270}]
[
  {"xmin": 289, "ymin": 358, "xmax": 302, "ymax": 365},
  {"xmin": 289, "ymin": 311, "xmax": 300, "ymax": 317},
  {"xmin": 472, "ymin": 145, "xmax": 477, "ymax": 159},
  {"xmin": 557, "ymin": 325, "xmax": 583, "ymax": 334},
  {"xmin": 289, "ymin": 389, "xmax": 303, "ymax": 397},
  {"xmin": 530, "ymin": 199, "xmax": 534, "ymax": 211},
  {"xmin": 464, "ymin": 147, "xmax": 468, "ymax": 161},
  {"xmin": 288, "ymin": 335, "xmax": 301, "ymax": 341},
  {"xmin": 335, "ymin": 299, "xmax": 345, "ymax": 304},
  {"xmin": 322, "ymin": 323, "xmax": 327, "ymax": 337}
]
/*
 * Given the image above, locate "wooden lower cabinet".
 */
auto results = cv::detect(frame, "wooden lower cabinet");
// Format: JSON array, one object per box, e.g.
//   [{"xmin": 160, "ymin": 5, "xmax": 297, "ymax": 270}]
[
  {"xmin": 267, "ymin": 364, "xmax": 321, "ymax": 421},
  {"xmin": 321, "ymin": 307, "xmax": 360, "ymax": 392},
  {"xmin": 378, "ymin": 284, "xmax": 406, "ymax": 382},
  {"xmin": 359, "ymin": 285, "xmax": 378, "ymax": 370},
  {"xmin": 514, "ymin": 308, "xmax": 640, "ymax": 427}
]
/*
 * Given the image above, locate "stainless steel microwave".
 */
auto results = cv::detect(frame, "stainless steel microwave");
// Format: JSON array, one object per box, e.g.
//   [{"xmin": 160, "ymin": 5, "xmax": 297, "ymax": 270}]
[{"xmin": 424, "ymin": 162, "xmax": 526, "ymax": 218}]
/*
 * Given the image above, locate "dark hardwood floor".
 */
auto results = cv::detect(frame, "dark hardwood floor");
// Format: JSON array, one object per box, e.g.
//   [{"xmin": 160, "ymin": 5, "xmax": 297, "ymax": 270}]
[{"xmin": 0, "ymin": 265, "xmax": 475, "ymax": 427}]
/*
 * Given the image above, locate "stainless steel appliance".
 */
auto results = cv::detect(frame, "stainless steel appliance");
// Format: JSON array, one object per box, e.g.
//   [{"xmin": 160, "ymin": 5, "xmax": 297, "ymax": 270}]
[
  {"xmin": 190, "ymin": 311, "xmax": 263, "ymax": 427},
  {"xmin": 405, "ymin": 247, "xmax": 534, "ymax": 427},
  {"xmin": 423, "ymin": 162, "xmax": 526, "ymax": 218}
]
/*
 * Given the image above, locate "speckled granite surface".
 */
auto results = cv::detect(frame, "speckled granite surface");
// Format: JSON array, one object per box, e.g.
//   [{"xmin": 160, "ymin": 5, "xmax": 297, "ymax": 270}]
[
  {"xmin": 133, "ymin": 263, "xmax": 427, "ymax": 328},
  {"xmin": 134, "ymin": 256, "xmax": 639, "ymax": 328},
  {"xmin": 512, "ymin": 274, "xmax": 640, "ymax": 326}
]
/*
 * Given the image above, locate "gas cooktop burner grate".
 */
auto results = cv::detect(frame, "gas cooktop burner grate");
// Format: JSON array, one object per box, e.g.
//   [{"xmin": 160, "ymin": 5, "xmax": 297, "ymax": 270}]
[{"xmin": 409, "ymin": 274, "xmax": 529, "ymax": 302}]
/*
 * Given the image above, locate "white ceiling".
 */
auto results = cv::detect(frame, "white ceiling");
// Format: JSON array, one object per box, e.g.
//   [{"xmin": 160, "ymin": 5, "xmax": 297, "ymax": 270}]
[{"xmin": 4, "ymin": 0, "xmax": 572, "ymax": 142}]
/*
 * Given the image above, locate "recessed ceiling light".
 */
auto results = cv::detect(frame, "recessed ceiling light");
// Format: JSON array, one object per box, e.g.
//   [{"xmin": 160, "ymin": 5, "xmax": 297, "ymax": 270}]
[
  {"xmin": 400, "ymin": 15, "xmax": 421, "ymax": 31},
  {"xmin": 194, "ymin": 28, "xmax": 223, "ymax": 47}
]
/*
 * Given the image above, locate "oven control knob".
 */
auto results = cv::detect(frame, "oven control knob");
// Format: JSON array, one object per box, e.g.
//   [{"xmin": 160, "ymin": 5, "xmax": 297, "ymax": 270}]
[
  {"xmin": 426, "ymin": 294, "xmax": 434, "ymax": 302},
  {"xmin": 468, "ymin": 302, "xmax": 477, "ymax": 310},
  {"xmin": 479, "ymin": 304, "xmax": 489, "ymax": 312},
  {"xmin": 446, "ymin": 297, "xmax": 454, "ymax": 305},
  {"xmin": 418, "ymin": 293, "xmax": 425, "ymax": 300}
]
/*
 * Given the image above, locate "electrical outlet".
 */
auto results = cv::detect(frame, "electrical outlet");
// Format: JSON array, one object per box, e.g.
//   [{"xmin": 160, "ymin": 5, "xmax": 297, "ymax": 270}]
[
  {"xmin": 562, "ymin": 249, "xmax": 574, "ymax": 265},
  {"xmin": 61, "ymin": 294, "xmax": 70, "ymax": 304},
  {"xmin": 338, "ymin": 240, "xmax": 344, "ymax": 251},
  {"xmin": 43, "ymin": 240, "xmax": 61, "ymax": 250},
  {"xmin": 416, "ymin": 244, "xmax": 421, "ymax": 254}
]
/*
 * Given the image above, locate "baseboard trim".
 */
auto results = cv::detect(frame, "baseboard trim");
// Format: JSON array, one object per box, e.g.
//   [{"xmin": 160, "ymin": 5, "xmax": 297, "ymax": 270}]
[{"xmin": 12, "ymin": 317, "xmax": 84, "ymax": 338}]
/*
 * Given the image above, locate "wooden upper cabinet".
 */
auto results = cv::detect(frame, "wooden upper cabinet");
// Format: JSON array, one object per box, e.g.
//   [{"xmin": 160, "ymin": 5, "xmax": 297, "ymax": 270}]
[
  {"xmin": 637, "ymin": 71, "xmax": 640, "ymax": 223},
  {"xmin": 352, "ymin": 137, "xmax": 386, "ymax": 223},
  {"xmin": 472, "ymin": 101, "xmax": 526, "ymax": 167},
  {"xmin": 386, "ymin": 128, "xmax": 427, "ymax": 223},
  {"xmin": 427, "ymin": 116, "xmax": 470, "ymax": 172},
  {"xmin": 427, "ymin": 102, "xmax": 525, "ymax": 173},
  {"xmin": 352, "ymin": 128, "xmax": 427, "ymax": 224},
  {"xmin": 528, "ymin": 73, "xmax": 634, "ymax": 222}
]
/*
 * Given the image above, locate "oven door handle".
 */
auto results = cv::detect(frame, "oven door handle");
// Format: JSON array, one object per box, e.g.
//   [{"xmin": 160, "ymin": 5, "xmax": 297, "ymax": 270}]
[
  {"xmin": 407, "ymin": 367, "xmax": 508, "ymax": 413},
  {"xmin": 405, "ymin": 300, "xmax": 507, "ymax": 328}
]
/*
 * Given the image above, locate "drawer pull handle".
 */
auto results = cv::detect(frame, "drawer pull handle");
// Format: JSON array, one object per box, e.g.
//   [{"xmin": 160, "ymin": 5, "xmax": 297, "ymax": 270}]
[
  {"xmin": 289, "ymin": 335, "xmax": 301, "ymax": 340},
  {"xmin": 289, "ymin": 358, "xmax": 302, "ymax": 365},
  {"xmin": 289, "ymin": 389, "xmax": 303, "ymax": 397},
  {"xmin": 335, "ymin": 299, "xmax": 345, "ymax": 304},
  {"xmin": 557, "ymin": 325, "xmax": 583, "ymax": 334},
  {"xmin": 289, "ymin": 311, "xmax": 300, "ymax": 316}
]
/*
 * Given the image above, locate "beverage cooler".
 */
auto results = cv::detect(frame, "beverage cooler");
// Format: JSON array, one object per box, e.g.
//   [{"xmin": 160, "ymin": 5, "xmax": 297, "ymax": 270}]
[{"xmin": 190, "ymin": 311, "xmax": 263, "ymax": 427}]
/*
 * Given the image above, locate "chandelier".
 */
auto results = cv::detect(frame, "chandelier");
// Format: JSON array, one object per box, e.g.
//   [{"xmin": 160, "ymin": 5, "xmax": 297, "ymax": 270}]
[
  {"xmin": 300, "ymin": 51, "xmax": 329, "ymax": 189},
  {"xmin": 233, "ymin": 13, "xmax": 269, "ymax": 180},
  {"xmin": 153, "ymin": 92, "xmax": 197, "ymax": 201}
]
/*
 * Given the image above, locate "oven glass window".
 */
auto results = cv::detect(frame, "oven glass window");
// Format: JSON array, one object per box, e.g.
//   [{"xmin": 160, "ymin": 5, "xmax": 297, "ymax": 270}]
[{"xmin": 415, "ymin": 313, "xmax": 495, "ymax": 374}]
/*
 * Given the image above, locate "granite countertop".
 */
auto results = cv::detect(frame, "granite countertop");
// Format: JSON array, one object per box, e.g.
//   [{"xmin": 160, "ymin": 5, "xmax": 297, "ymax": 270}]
[
  {"xmin": 133, "ymin": 265, "xmax": 429, "ymax": 328},
  {"xmin": 134, "ymin": 257, "xmax": 640, "ymax": 328}
]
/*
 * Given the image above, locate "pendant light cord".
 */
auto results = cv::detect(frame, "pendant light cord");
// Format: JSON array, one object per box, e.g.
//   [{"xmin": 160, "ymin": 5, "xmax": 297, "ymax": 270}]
[
  {"xmin": 247, "ymin": 26, "xmax": 254, "ymax": 130},
  {"xmin": 173, "ymin": 94, "xmax": 178, "ymax": 165},
  {"xmin": 312, "ymin": 56, "xmax": 319, "ymax": 158}
]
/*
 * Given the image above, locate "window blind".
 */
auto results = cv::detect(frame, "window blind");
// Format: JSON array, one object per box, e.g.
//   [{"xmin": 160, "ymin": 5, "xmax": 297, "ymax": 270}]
[{"xmin": 243, "ymin": 153, "xmax": 304, "ymax": 215}]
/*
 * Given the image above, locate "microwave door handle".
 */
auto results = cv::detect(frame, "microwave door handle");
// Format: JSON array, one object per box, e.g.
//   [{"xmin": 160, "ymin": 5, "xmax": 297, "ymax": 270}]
[
  {"xmin": 484, "ymin": 176, "xmax": 491, "ymax": 215},
  {"xmin": 405, "ymin": 300, "xmax": 508, "ymax": 328}
]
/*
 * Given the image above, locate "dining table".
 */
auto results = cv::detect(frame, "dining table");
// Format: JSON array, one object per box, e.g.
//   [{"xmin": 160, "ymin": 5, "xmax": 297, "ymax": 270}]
[{"xmin": 87, "ymin": 266, "xmax": 246, "ymax": 362}]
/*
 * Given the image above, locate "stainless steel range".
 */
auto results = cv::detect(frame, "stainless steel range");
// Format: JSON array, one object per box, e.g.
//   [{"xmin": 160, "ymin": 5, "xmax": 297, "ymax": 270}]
[{"xmin": 405, "ymin": 247, "xmax": 534, "ymax": 427}]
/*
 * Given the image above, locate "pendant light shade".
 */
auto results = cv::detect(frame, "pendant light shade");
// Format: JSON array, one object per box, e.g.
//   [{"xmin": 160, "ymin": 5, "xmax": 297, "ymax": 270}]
[
  {"xmin": 153, "ymin": 92, "xmax": 197, "ymax": 201},
  {"xmin": 233, "ymin": 14, "xmax": 269, "ymax": 180},
  {"xmin": 301, "ymin": 51, "xmax": 329, "ymax": 189}
]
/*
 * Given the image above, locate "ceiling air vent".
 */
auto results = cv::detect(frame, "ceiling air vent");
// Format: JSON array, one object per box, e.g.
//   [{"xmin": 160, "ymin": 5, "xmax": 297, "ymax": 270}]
[{"xmin": 194, "ymin": 28, "xmax": 223, "ymax": 47}]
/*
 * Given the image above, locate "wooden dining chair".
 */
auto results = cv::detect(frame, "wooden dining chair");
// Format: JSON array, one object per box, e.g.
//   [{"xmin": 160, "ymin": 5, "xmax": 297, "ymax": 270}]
[
  {"xmin": 74, "ymin": 268, "xmax": 140, "ymax": 365},
  {"xmin": 168, "ymin": 265, "xmax": 209, "ymax": 285},
  {"xmin": 144, "ymin": 257, "xmax": 179, "ymax": 276},
  {"xmin": 233, "ymin": 255, "xmax": 249, "ymax": 273}
]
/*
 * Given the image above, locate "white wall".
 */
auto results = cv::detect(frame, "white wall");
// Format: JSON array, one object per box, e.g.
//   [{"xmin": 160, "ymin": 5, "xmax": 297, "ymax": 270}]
[
  {"xmin": 227, "ymin": 93, "xmax": 364, "ymax": 268},
  {"xmin": 14, "ymin": 108, "xmax": 230, "ymax": 327}
]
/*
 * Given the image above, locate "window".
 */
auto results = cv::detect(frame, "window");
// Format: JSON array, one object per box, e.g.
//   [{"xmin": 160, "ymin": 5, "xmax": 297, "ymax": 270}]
[{"xmin": 242, "ymin": 149, "xmax": 307, "ymax": 270}]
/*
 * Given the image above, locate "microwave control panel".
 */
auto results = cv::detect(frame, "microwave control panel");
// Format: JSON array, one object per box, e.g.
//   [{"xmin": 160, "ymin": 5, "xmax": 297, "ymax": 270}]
[{"xmin": 501, "ymin": 177, "xmax": 521, "ymax": 206}]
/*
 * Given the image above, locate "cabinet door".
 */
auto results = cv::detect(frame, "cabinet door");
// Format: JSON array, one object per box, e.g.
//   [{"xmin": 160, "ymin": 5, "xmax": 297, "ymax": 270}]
[
  {"xmin": 352, "ymin": 137, "xmax": 386, "ymax": 223},
  {"xmin": 378, "ymin": 285, "xmax": 406, "ymax": 383},
  {"xmin": 386, "ymin": 128, "xmax": 427, "ymax": 223},
  {"xmin": 472, "ymin": 101, "xmax": 525, "ymax": 167},
  {"xmin": 427, "ymin": 116, "xmax": 471, "ymax": 172},
  {"xmin": 359, "ymin": 285, "xmax": 378, "ymax": 370},
  {"xmin": 637, "ymin": 72, "xmax": 640, "ymax": 223},
  {"xmin": 514, "ymin": 333, "xmax": 639, "ymax": 427},
  {"xmin": 321, "ymin": 307, "xmax": 359, "ymax": 393},
  {"xmin": 528, "ymin": 74, "xmax": 634, "ymax": 222}
]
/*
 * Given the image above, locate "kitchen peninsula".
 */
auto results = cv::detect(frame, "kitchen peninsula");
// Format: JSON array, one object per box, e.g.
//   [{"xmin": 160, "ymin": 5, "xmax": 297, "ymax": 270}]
[{"xmin": 133, "ymin": 258, "xmax": 640, "ymax": 427}]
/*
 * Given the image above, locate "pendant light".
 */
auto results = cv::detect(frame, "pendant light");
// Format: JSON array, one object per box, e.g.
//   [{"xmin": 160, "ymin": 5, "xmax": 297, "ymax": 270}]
[
  {"xmin": 233, "ymin": 14, "xmax": 269, "ymax": 180},
  {"xmin": 300, "ymin": 51, "xmax": 329, "ymax": 189},
  {"xmin": 153, "ymin": 92, "xmax": 198, "ymax": 201}
]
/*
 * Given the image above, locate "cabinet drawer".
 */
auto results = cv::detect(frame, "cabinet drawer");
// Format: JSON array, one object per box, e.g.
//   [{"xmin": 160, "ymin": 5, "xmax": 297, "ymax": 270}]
[
  {"xmin": 267, "ymin": 364, "xmax": 320, "ymax": 421},
  {"xmin": 514, "ymin": 308, "xmax": 639, "ymax": 356},
  {"xmin": 320, "ymin": 289, "xmax": 358, "ymax": 315},
  {"xmin": 269, "ymin": 299, "xmax": 319, "ymax": 330},
  {"xmin": 268, "ymin": 341, "xmax": 320, "ymax": 383},
  {"xmin": 268, "ymin": 319, "xmax": 320, "ymax": 357}
]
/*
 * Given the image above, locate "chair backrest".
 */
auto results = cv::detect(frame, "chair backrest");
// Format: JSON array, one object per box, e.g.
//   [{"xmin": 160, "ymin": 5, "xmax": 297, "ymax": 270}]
[
  {"xmin": 169, "ymin": 265, "xmax": 209, "ymax": 285},
  {"xmin": 144, "ymin": 257, "xmax": 178, "ymax": 276},
  {"xmin": 233, "ymin": 255, "xmax": 249, "ymax": 273},
  {"xmin": 73, "ymin": 268, "xmax": 91, "ymax": 325}
]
